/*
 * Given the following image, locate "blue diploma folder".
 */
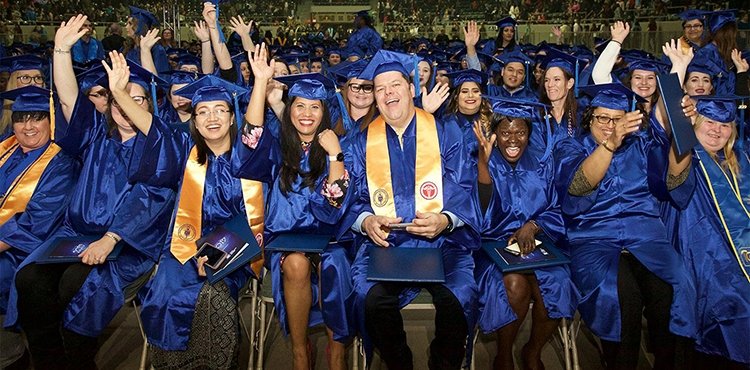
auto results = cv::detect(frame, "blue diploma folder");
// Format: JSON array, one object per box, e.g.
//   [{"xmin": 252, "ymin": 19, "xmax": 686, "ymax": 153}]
[
  {"xmin": 36, "ymin": 235, "xmax": 124, "ymax": 264},
  {"xmin": 481, "ymin": 238, "xmax": 570, "ymax": 273},
  {"xmin": 264, "ymin": 233, "xmax": 332, "ymax": 253},
  {"xmin": 366, "ymin": 246, "xmax": 445, "ymax": 283},
  {"xmin": 657, "ymin": 73, "xmax": 698, "ymax": 156},
  {"xmin": 197, "ymin": 214, "xmax": 262, "ymax": 284}
]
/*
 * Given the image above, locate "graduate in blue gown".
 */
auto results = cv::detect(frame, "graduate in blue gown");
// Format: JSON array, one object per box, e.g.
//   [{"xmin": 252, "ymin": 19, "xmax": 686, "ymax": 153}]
[
  {"xmin": 232, "ymin": 46, "xmax": 353, "ymax": 370},
  {"xmin": 440, "ymin": 69, "xmax": 493, "ymax": 163},
  {"xmin": 329, "ymin": 59, "xmax": 377, "ymax": 141},
  {"xmin": 472, "ymin": 98, "xmax": 579, "ymax": 370},
  {"xmin": 667, "ymin": 96, "xmax": 750, "ymax": 368},
  {"xmin": 554, "ymin": 81, "xmax": 696, "ymax": 369},
  {"xmin": 343, "ymin": 50, "xmax": 482, "ymax": 369},
  {"xmin": 124, "ymin": 7, "xmax": 170, "ymax": 74},
  {"xmin": 0, "ymin": 87, "xmax": 80, "ymax": 369},
  {"xmin": 7, "ymin": 17, "xmax": 174, "ymax": 370},
  {"xmin": 158, "ymin": 70, "xmax": 199, "ymax": 130},
  {"xmin": 694, "ymin": 11, "xmax": 738, "ymax": 95},
  {"xmin": 119, "ymin": 63, "xmax": 265, "ymax": 368},
  {"xmin": 486, "ymin": 50, "xmax": 538, "ymax": 101},
  {"xmin": 538, "ymin": 49, "xmax": 585, "ymax": 150},
  {"xmin": 346, "ymin": 11, "xmax": 383, "ymax": 59}
]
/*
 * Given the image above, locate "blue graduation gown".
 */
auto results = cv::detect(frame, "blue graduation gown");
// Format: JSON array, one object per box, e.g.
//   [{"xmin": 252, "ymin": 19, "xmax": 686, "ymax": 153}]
[
  {"xmin": 0, "ymin": 145, "xmax": 80, "ymax": 314},
  {"xmin": 694, "ymin": 44, "xmax": 736, "ymax": 95},
  {"xmin": 487, "ymin": 84, "xmax": 538, "ymax": 100},
  {"xmin": 230, "ymin": 120, "xmax": 355, "ymax": 342},
  {"xmin": 342, "ymin": 112, "xmax": 482, "ymax": 359},
  {"xmin": 3, "ymin": 95, "xmax": 174, "ymax": 336},
  {"xmin": 553, "ymin": 125, "xmax": 696, "ymax": 341},
  {"xmin": 126, "ymin": 44, "xmax": 171, "ymax": 74},
  {"xmin": 346, "ymin": 27, "xmax": 382, "ymax": 57},
  {"xmin": 133, "ymin": 117, "xmax": 256, "ymax": 351},
  {"xmin": 474, "ymin": 149, "xmax": 579, "ymax": 334},
  {"xmin": 668, "ymin": 150, "xmax": 750, "ymax": 364}
]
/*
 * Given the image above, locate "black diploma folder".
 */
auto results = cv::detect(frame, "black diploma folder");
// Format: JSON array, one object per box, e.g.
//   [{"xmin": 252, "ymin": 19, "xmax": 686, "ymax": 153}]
[
  {"xmin": 37, "ymin": 235, "xmax": 124, "ymax": 264},
  {"xmin": 196, "ymin": 214, "xmax": 262, "ymax": 284},
  {"xmin": 657, "ymin": 73, "xmax": 698, "ymax": 156},
  {"xmin": 481, "ymin": 238, "xmax": 570, "ymax": 273},
  {"xmin": 366, "ymin": 246, "xmax": 445, "ymax": 283},
  {"xmin": 264, "ymin": 233, "xmax": 332, "ymax": 253}
]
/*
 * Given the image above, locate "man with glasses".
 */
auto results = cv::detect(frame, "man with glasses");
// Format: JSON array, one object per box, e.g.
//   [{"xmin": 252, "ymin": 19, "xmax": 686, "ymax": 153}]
[
  {"xmin": 71, "ymin": 20, "xmax": 105, "ymax": 65},
  {"xmin": 0, "ymin": 86, "xmax": 80, "ymax": 370}
]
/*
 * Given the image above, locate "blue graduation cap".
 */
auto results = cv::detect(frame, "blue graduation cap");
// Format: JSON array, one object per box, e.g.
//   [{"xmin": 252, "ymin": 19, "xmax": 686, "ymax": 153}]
[
  {"xmin": 128, "ymin": 6, "xmax": 159, "ymax": 36},
  {"xmin": 497, "ymin": 50, "xmax": 534, "ymax": 87},
  {"xmin": 686, "ymin": 55, "xmax": 722, "ymax": 77},
  {"xmin": 329, "ymin": 59, "xmax": 369, "ymax": 86},
  {"xmin": 358, "ymin": 49, "xmax": 418, "ymax": 82},
  {"xmin": 76, "ymin": 64, "xmax": 107, "ymax": 93},
  {"xmin": 486, "ymin": 95, "xmax": 553, "ymax": 161},
  {"xmin": 96, "ymin": 59, "xmax": 168, "ymax": 115},
  {"xmin": 355, "ymin": 9, "xmax": 371, "ymax": 20},
  {"xmin": 445, "ymin": 69, "xmax": 488, "ymax": 89},
  {"xmin": 679, "ymin": 9, "xmax": 708, "ymax": 23},
  {"xmin": 274, "ymin": 73, "xmax": 336, "ymax": 101},
  {"xmin": 174, "ymin": 74, "xmax": 250, "ymax": 126},
  {"xmin": 694, "ymin": 95, "xmax": 740, "ymax": 123},
  {"xmin": 707, "ymin": 10, "xmax": 736, "ymax": 34},
  {"xmin": 176, "ymin": 54, "xmax": 202, "ymax": 72},
  {"xmin": 1, "ymin": 54, "xmax": 45, "ymax": 73},
  {"xmin": 164, "ymin": 70, "xmax": 202, "ymax": 87},
  {"xmin": 495, "ymin": 17, "xmax": 517, "ymax": 30},
  {"xmin": 0, "ymin": 85, "xmax": 51, "ymax": 112},
  {"xmin": 623, "ymin": 55, "xmax": 669, "ymax": 74},
  {"xmin": 581, "ymin": 83, "xmax": 646, "ymax": 112},
  {"xmin": 594, "ymin": 37, "xmax": 609, "ymax": 54},
  {"xmin": 327, "ymin": 49, "xmax": 343, "ymax": 58}
]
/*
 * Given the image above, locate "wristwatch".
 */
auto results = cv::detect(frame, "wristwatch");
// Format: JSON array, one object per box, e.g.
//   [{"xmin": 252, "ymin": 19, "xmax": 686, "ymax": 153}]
[
  {"xmin": 441, "ymin": 212, "xmax": 454, "ymax": 233},
  {"xmin": 328, "ymin": 152, "xmax": 344, "ymax": 162}
]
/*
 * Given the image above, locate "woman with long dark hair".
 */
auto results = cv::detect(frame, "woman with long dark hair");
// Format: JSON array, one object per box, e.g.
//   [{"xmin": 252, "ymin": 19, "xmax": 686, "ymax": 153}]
[
  {"xmin": 232, "ymin": 44, "xmax": 353, "ymax": 370},
  {"xmin": 538, "ymin": 49, "xmax": 582, "ymax": 150},
  {"xmin": 442, "ymin": 69, "xmax": 493, "ymax": 161}
]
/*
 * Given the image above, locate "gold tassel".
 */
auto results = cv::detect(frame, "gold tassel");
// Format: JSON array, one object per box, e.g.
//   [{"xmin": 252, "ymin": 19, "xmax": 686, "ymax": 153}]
[{"xmin": 49, "ymin": 90, "xmax": 55, "ymax": 141}]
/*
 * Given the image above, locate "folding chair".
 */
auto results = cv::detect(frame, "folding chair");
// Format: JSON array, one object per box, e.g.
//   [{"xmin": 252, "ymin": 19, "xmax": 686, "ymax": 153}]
[
  {"xmin": 237, "ymin": 277, "xmax": 260, "ymax": 370},
  {"xmin": 122, "ymin": 264, "xmax": 157, "ymax": 370}
]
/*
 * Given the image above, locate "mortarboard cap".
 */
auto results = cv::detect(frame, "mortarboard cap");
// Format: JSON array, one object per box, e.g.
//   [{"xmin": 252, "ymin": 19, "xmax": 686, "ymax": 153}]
[
  {"xmin": 0, "ymin": 85, "xmax": 51, "ymax": 112},
  {"xmin": 274, "ymin": 72, "xmax": 336, "ymax": 101},
  {"xmin": 679, "ymin": 9, "xmax": 708, "ymax": 23},
  {"xmin": 358, "ymin": 50, "xmax": 418, "ymax": 81},
  {"xmin": 686, "ymin": 55, "xmax": 722, "ymax": 77},
  {"xmin": 708, "ymin": 10, "xmax": 736, "ymax": 34},
  {"xmin": 581, "ymin": 83, "xmax": 645, "ymax": 111},
  {"xmin": 76, "ymin": 64, "xmax": 107, "ymax": 92},
  {"xmin": 495, "ymin": 17, "xmax": 517, "ymax": 30},
  {"xmin": 542, "ymin": 48, "xmax": 580, "ymax": 76},
  {"xmin": 694, "ymin": 95, "xmax": 740, "ymax": 123},
  {"xmin": 128, "ymin": 6, "xmax": 159, "ymax": 36},
  {"xmin": 623, "ymin": 55, "xmax": 669, "ymax": 74},
  {"xmin": 176, "ymin": 54, "xmax": 202, "ymax": 71},
  {"xmin": 329, "ymin": 59, "xmax": 369, "ymax": 85},
  {"xmin": 1, "ymin": 55, "xmax": 45, "ymax": 73},
  {"xmin": 173, "ymin": 74, "xmax": 248, "ymax": 106},
  {"xmin": 497, "ymin": 50, "xmax": 534, "ymax": 66},
  {"xmin": 163, "ymin": 70, "xmax": 202, "ymax": 87},
  {"xmin": 486, "ymin": 95, "xmax": 547, "ymax": 119},
  {"xmin": 445, "ymin": 69, "xmax": 488, "ymax": 88}
]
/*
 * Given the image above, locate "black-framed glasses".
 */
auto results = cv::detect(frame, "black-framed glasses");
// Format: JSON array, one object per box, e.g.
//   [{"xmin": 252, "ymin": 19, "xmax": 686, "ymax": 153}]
[
  {"xmin": 593, "ymin": 115, "xmax": 623, "ymax": 127},
  {"xmin": 87, "ymin": 90, "xmax": 109, "ymax": 99},
  {"xmin": 683, "ymin": 24, "xmax": 703, "ymax": 30},
  {"xmin": 348, "ymin": 83, "xmax": 374, "ymax": 94},
  {"xmin": 16, "ymin": 75, "xmax": 45, "ymax": 85}
]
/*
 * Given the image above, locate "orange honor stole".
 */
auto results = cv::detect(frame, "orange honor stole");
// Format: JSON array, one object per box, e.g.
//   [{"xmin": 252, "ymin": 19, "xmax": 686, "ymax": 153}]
[
  {"xmin": 366, "ymin": 108, "xmax": 444, "ymax": 218},
  {"xmin": 0, "ymin": 137, "xmax": 61, "ymax": 224},
  {"xmin": 170, "ymin": 146, "xmax": 266, "ymax": 276}
]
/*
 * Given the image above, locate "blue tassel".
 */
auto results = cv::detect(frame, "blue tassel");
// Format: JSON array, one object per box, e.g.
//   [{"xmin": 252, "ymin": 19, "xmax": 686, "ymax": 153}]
[
  {"xmin": 738, "ymin": 98, "xmax": 746, "ymax": 150},
  {"xmin": 151, "ymin": 77, "xmax": 159, "ymax": 116},
  {"xmin": 541, "ymin": 107, "xmax": 553, "ymax": 163},
  {"xmin": 574, "ymin": 60, "xmax": 579, "ymax": 98},
  {"xmin": 215, "ymin": 1, "xmax": 226, "ymax": 43},
  {"xmin": 414, "ymin": 58, "xmax": 421, "ymax": 98},
  {"xmin": 335, "ymin": 89, "xmax": 354, "ymax": 133},
  {"xmin": 233, "ymin": 92, "xmax": 242, "ymax": 127}
]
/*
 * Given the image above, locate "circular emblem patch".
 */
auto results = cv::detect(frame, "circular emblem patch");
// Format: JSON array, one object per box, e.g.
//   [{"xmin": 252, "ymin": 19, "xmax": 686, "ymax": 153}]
[
  {"xmin": 177, "ymin": 224, "xmax": 197, "ymax": 241},
  {"xmin": 420, "ymin": 181, "xmax": 438, "ymax": 200},
  {"xmin": 373, "ymin": 188, "xmax": 389, "ymax": 207}
]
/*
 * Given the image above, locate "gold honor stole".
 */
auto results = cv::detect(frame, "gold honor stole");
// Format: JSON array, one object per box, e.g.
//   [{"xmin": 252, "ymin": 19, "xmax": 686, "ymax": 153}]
[
  {"xmin": 0, "ymin": 137, "xmax": 61, "ymax": 225},
  {"xmin": 366, "ymin": 108, "xmax": 443, "ymax": 219},
  {"xmin": 170, "ymin": 146, "xmax": 266, "ymax": 276},
  {"xmin": 695, "ymin": 150, "xmax": 750, "ymax": 283}
]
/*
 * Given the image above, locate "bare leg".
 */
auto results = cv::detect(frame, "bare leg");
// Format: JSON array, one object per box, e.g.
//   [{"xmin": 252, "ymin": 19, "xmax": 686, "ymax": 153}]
[
  {"xmin": 282, "ymin": 253, "xmax": 313, "ymax": 370},
  {"xmin": 325, "ymin": 328, "xmax": 347, "ymax": 370},
  {"xmin": 522, "ymin": 274, "xmax": 559, "ymax": 370},
  {"xmin": 495, "ymin": 273, "xmax": 532, "ymax": 370}
]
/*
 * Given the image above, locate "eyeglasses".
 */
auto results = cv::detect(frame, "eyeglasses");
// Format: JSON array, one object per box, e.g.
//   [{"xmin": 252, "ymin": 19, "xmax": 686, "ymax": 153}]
[
  {"xmin": 348, "ymin": 83, "xmax": 374, "ymax": 94},
  {"xmin": 683, "ymin": 24, "xmax": 703, "ymax": 30},
  {"xmin": 16, "ymin": 75, "xmax": 45, "ymax": 85},
  {"xmin": 195, "ymin": 108, "xmax": 231, "ymax": 119},
  {"xmin": 87, "ymin": 90, "xmax": 109, "ymax": 99},
  {"xmin": 112, "ymin": 96, "xmax": 147, "ymax": 107},
  {"xmin": 593, "ymin": 115, "xmax": 623, "ymax": 127}
]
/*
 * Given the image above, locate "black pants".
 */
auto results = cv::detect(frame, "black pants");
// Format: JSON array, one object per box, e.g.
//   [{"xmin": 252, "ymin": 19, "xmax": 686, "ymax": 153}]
[
  {"xmin": 15, "ymin": 262, "xmax": 98, "ymax": 370},
  {"xmin": 364, "ymin": 282, "xmax": 468, "ymax": 370},
  {"xmin": 600, "ymin": 253, "xmax": 678, "ymax": 370}
]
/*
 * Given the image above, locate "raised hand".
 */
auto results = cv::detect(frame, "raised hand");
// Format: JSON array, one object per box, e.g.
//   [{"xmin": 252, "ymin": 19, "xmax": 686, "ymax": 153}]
[
  {"xmin": 140, "ymin": 28, "xmax": 161, "ymax": 50},
  {"xmin": 610, "ymin": 21, "xmax": 630, "ymax": 44},
  {"xmin": 249, "ymin": 43, "xmax": 275, "ymax": 82},
  {"xmin": 202, "ymin": 1, "xmax": 217, "ymax": 25},
  {"xmin": 229, "ymin": 16, "xmax": 253, "ymax": 36},
  {"xmin": 662, "ymin": 39, "xmax": 693, "ymax": 69},
  {"xmin": 55, "ymin": 14, "xmax": 89, "ymax": 51},
  {"xmin": 193, "ymin": 20, "xmax": 210, "ymax": 43},
  {"xmin": 317, "ymin": 129, "xmax": 342, "ymax": 156},
  {"xmin": 464, "ymin": 21, "xmax": 480, "ymax": 47},
  {"xmin": 102, "ymin": 51, "xmax": 131, "ymax": 95},
  {"xmin": 472, "ymin": 120, "xmax": 496, "ymax": 166},
  {"xmin": 609, "ymin": 110, "xmax": 643, "ymax": 149},
  {"xmin": 421, "ymin": 82, "xmax": 451, "ymax": 114},
  {"xmin": 731, "ymin": 49, "xmax": 749, "ymax": 73},
  {"xmin": 551, "ymin": 25, "xmax": 562, "ymax": 39}
]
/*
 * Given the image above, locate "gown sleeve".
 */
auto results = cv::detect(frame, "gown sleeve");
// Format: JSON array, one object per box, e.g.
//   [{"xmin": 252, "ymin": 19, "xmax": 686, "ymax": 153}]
[{"xmin": 129, "ymin": 113, "xmax": 191, "ymax": 189}]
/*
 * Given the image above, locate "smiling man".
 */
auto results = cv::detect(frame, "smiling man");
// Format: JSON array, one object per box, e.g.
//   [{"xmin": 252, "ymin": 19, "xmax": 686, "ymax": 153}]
[
  {"xmin": 344, "ymin": 50, "xmax": 481, "ymax": 370},
  {"xmin": 0, "ymin": 86, "xmax": 79, "ymax": 369}
]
